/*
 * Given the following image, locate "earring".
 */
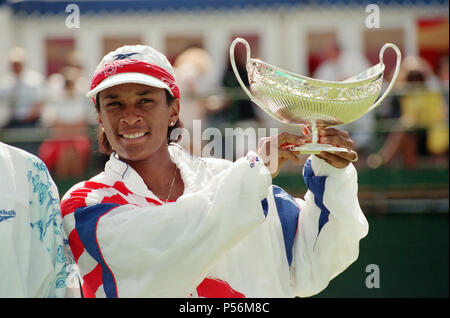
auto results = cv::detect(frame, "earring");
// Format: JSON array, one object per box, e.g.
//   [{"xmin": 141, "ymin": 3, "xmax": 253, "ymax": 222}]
[{"xmin": 169, "ymin": 121, "xmax": 175, "ymax": 127}]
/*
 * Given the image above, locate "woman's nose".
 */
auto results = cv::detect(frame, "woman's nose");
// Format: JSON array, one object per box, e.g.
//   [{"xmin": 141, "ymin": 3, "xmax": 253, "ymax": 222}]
[{"xmin": 120, "ymin": 113, "xmax": 143, "ymax": 126}]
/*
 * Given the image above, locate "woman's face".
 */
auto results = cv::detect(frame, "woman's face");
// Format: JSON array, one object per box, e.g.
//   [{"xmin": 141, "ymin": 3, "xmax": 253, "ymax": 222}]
[{"xmin": 97, "ymin": 83, "xmax": 179, "ymax": 162}]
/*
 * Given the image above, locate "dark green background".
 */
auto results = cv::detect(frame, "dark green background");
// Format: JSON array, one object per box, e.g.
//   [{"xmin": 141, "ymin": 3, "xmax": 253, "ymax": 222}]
[
  {"xmin": 273, "ymin": 167, "xmax": 449, "ymax": 298},
  {"xmin": 313, "ymin": 213, "xmax": 449, "ymax": 298}
]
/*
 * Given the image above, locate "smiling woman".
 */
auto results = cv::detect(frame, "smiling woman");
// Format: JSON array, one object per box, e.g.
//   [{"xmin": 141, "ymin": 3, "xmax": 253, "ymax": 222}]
[
  {"xmin": 95, "ymin": 87, "xmax": 180, "ymax": 155},
  {"xmin": 60, "ymin": 44, "xmax": 368, "ymax": 298},
  {"xmin": 95, "ymin": 83, "xmax": 185, "ymax": 202},
  {"xmin": 96, "ymin": 83, "xmax": 179, "ymax": 158}
]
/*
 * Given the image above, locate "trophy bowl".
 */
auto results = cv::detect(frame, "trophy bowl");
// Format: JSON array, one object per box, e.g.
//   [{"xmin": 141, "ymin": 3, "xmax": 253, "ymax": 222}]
[{"xmin": 230, "ymin": 38, "xmax": 402, "ymax": 154}]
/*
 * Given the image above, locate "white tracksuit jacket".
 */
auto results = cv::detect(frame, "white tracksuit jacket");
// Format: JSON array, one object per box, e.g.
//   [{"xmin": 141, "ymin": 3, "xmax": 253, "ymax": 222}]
[
  {"xmin": 0, "ymin": 142, "xmax": 72, "ymax": 297},
  {"xmin": 61, "ymin": 143, "xmax": 368, "ymax": 298}
]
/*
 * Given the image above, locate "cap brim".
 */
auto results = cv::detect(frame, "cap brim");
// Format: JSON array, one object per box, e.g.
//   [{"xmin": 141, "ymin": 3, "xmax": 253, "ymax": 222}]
[{"xmin": 86, "ymin": 72, "xmax": 173, "ymax": 98}]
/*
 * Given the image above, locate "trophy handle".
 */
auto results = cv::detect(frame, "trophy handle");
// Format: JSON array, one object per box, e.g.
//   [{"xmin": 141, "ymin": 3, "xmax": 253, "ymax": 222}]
[
  {"xmin": 229, "ymin": 38, "xmax": 256, "ymax": 103},
  {"xmin": 366, "ymin": 43, "xmax": 402, "ymax": 113}
]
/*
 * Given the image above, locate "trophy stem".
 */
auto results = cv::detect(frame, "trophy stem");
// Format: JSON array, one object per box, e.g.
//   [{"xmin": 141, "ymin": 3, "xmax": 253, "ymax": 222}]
[
  {"xmin": 310, "ymin": 121, "xmax": 319, "ymax": 144},
  {"xmin": 288, "ymin": 121, "xmax": 348, "ymax": 154}
]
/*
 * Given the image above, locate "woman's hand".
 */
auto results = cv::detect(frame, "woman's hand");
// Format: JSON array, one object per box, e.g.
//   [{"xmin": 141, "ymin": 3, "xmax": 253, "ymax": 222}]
[
  {"xmin": 257, "ymin": 127, "xmax": 358, "ymax": 178},
  {"xmin": 257, "ymin": 131, "xmax": 305, "ymax": 178},
  {"xmin": 313, "ymin": 126, "xmax": 358, "ymax": 169}
]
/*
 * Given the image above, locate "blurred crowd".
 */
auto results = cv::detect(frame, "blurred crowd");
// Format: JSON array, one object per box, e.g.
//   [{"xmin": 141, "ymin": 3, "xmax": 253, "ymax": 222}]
[
  {"xmin": 0, "ymin": 43, "xmax": 448, "ymax": 182},
  {"xmin": 368, "ymin": 54, "xmax": 449, "ymax": 169},
  {"xmin": 0, "ymin": 47, "xmax": 95, "ymax": 180}
]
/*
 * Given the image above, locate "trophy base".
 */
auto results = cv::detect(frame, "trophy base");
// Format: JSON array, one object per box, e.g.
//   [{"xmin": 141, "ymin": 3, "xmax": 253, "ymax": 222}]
[{"xmin": 289, "ymin": 143, "xmax": 349, "ymax": 155}]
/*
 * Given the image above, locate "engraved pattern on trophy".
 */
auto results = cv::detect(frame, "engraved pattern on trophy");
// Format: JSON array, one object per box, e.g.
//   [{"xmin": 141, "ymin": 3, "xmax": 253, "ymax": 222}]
[{"xmin": 230, "ymin": 38, "xmax": 401, "ymax": 154}]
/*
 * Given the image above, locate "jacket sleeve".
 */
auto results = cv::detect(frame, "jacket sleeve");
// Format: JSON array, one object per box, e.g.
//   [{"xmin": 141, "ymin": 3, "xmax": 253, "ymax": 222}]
[
  {"xmin": 290, "ymin": 155, "xmax": 369, "ymax": 297},
  {"xmin": 62, "ymin": 152, "xmax": 271, "ymax": 297},
  {"xmin": 27, "ymin": 158, "xmax": 72, "ymax": 298}
]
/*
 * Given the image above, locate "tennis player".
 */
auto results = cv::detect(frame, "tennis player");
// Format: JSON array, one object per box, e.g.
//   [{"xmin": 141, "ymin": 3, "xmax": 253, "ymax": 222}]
[{"xmin": 61, "ymin": 44, "xmax": 368, "ymax": 298}]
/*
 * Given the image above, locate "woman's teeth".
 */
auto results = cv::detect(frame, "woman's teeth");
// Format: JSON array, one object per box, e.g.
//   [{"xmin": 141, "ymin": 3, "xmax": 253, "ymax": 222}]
[{"xmin": 122, "ymin": 132, "xmax": 146, "ymax": 139}]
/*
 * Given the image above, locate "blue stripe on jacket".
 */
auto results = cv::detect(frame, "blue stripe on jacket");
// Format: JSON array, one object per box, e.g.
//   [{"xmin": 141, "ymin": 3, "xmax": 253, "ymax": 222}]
[
  {"xmin": 261, "ymin": 185, "xmax": 300, "ymax": 266},
  {"xmin": 75, "ymin": 203, "xmax": 120, "ymax": 298},
  {"xmin": 303, "ymin": 159, "xmax": 330, "ymax": 234}
]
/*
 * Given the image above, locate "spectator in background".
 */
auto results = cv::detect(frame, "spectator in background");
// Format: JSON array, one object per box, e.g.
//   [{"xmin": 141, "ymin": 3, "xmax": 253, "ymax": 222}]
[
  {"xmin": 0, "ymin": 47, "xmax": 45, "ymax": 128},
  {"xmin": 436, "ymin": 55, "xmax": 449, "ymax": 105},
  {"xmin": 38, "ymin": 66, "xmax": 93, "ymax": 179},
  {"xmin": 313, "ymin": 40, "xmax": 374, "ymax": 163},
  {"xmin": 46, "ymin": 51, "xmax": 91, "ymax": 103},
  {"xmin": 369, "ymin": 56, "xmax": 449, "ymax": 169},
  {"xmin": 173, "ymin": 47, "xmax": 213, "ymax": 156}
]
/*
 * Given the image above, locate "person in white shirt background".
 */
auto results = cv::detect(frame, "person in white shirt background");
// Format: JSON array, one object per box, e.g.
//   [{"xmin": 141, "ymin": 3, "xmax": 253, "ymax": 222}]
[
  {"xmin": 38, "ymin": 65, "xmax": 94, "ymax": 179},
  {"xmin": 173, "ymin": 47, "xmax": 214, "ymax": 156},
  {"xmin": 0, "ymin": 47, "xmax": 45, "ymax": 129}
]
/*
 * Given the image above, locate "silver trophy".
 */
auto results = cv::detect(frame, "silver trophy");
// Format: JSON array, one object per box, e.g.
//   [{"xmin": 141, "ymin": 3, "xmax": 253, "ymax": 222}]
[{"xmin": 230, "ymin": 38, "xmax": 401, "ymax": 154}]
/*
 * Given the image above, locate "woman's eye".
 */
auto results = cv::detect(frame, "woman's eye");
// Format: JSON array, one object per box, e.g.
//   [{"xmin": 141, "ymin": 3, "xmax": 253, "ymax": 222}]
[
  {"xmin": 140, "ymin": 98, "xmax": 153, "ymax": 104},
  {"xmin": 106, "ymin": 101, "xmax": 121, "ymax": 108}
]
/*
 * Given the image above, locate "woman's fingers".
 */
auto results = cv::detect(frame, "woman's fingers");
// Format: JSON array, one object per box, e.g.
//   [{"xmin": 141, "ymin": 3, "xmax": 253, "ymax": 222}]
[
  {"xmin": 314, "ymin": 126, "xmax": 358, "ymax": 168},
  {"xmin": 319, "ymin": 135, "xmax": 354, "ymax": 150},
  {"xmin": 333, "ymin": 150, "xmax": 358, "ymax": 162},
  {"xmin": 277, "ymin": 132, "xmax": 306, "ymax": 147},
  {"xmin": 257, "ymin": 132, "xmax": 306, "ymax": 178},
  {"xmin": 278, "ymin": 148, "xmax": 302, "ymax": 165},
  {"xmin": 318, "ymin": 127, "xmax": 354, "ymax": 150},
  {"xmin": 316, "ymin": 151, "xmax": 351, "ymax": 169}
]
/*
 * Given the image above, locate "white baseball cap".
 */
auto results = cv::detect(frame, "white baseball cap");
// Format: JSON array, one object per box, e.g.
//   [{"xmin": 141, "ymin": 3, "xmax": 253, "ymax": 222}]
[{"xmin": 87, "ymin": 45, "xmax": 180, "ymax": 99}]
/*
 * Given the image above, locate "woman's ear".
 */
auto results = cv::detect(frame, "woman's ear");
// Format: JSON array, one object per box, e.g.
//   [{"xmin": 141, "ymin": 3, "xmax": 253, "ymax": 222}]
[
  {"xmin": 97, "ymin": 113, "xmax": 103, "ymax": 127},
  {"xmin": 169, "ymin": 98, "xmax": 180, "ymax": 125}
]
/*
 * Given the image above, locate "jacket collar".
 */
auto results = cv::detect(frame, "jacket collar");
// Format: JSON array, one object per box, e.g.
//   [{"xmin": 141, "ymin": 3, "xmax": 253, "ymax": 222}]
[{"xmin": 104, "ymin": 143, "xmax": 209, "ymax": 201}]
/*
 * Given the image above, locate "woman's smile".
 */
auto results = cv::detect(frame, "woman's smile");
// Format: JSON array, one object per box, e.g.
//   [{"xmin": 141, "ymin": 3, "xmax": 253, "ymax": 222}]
[{"xmin": 119, "ymin": 131, "xmax": 150, "ymax": 143}]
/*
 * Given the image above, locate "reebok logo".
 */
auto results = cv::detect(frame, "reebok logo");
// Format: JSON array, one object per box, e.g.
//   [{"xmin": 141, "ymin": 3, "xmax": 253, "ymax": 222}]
[
  {"xmin": 113, "ymin": 53, "xmax": 140, "ymax": 60},
  {"xmin": 0, "ymin": 209, "xmax": 16, "ymax": 223}
]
